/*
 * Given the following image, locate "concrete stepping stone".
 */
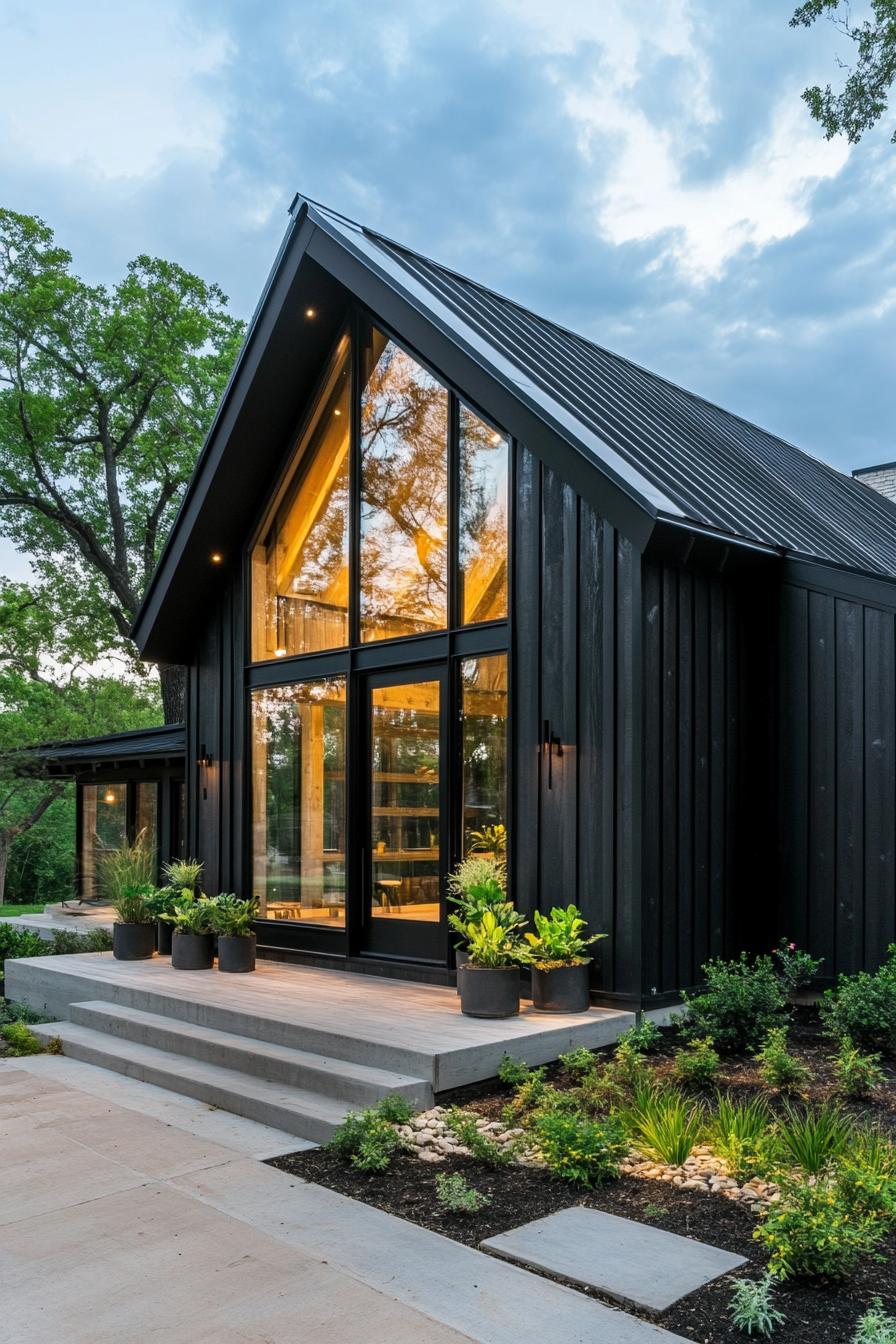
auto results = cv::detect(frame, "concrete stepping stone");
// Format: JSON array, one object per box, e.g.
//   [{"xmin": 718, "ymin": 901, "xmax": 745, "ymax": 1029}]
[{"xmin": 481, "ymin": 1206, "xmax": 746, "ymax": 1314}]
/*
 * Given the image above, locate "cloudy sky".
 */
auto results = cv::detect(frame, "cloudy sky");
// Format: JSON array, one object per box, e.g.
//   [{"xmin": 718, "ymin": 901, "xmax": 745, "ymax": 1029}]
[{"xmin": 1, "ymin": 0, "xmax": 894, "ymax": 579}]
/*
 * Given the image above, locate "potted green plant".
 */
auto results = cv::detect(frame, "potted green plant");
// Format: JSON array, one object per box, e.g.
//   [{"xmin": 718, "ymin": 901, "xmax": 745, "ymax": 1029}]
[
  {"xmin": 151, "ymin": 858, "xmax": 205, "ymax": 954},
  {"xmin": 163, "ymin": 896, "xmax": 216, "ymax": 970},
  {"xmin": 209, "ymin": 894, "xmax": 258, "ymax": 973},
  {"xmin": 448, "ymin": 858, "xmax": 528, "ymax": 1018},
  {"xmin": 109, "ymin": 883, "xmax": 156, "ymax": 960},
  {"xmin": 524, "ymin": 905, "xmax": 605, "ymax": 1012}
]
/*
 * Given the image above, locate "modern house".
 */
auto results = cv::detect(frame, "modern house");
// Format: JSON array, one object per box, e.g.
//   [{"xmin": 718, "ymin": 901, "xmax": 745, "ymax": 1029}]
[{"xmin": 39, "ymin": 197, "xmax": 896, "ymax": 1009}]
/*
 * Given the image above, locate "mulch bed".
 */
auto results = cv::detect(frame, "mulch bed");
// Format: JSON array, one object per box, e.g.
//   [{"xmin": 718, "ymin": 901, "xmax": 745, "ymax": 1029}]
[{"xmin": 269, "ymin": 1007, "xmax": 896, "ymax": 1343}]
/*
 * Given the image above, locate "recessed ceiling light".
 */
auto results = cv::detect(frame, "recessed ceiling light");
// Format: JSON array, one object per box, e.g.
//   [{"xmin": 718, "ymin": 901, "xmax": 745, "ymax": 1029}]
[{"xmin": 210, "ymin": 552, "xmax": 223, "ymax": 564}]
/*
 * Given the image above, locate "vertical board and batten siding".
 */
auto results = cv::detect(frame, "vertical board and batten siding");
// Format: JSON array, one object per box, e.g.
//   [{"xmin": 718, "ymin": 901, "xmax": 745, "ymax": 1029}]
[
  {"xmin": 640, "ymin": 561, "xmax": 743, "ymax": 997},
  {"xmin": 513, "ymin": 446, "xmax": 642, "ymax": 1001},
  {"xmin": 778, "ymin": 579, "xmax": 896, "ymax": 979}
]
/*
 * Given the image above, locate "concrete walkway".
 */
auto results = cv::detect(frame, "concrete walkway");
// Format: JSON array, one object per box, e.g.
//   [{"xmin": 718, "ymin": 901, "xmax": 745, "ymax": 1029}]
[
  {"xmin": 0, "ymin": 1056, "xmax": 686, "ymax": 1343},
  {"xmin": 0, "ymin": 902, "xmax": 115, "ymax": 939}
]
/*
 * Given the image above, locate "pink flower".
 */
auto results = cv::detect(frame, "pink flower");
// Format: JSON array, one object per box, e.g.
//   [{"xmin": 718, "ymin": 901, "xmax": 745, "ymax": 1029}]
[{"xmin": 788, "ymin": 943, "xmax": 796, "ymax": 951}]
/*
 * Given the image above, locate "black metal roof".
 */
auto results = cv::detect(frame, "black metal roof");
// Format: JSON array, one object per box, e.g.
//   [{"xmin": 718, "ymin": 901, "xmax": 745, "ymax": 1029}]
[
  {"xmin": 313, "ymin": 202, "xmax": 896, "ymax": 577},
  {"xmin": 32, "ymin": 723, "xmax": 185, "ymax": 773}
]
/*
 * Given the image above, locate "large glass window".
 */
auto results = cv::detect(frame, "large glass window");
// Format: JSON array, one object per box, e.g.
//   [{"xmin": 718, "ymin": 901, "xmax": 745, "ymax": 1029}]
[
  {"xmin": 251, "ymin": 678, "xmax": 347, "ymax": 925},
  {"xmin": 251, "ymin": 337, "xmax": 351, "ymax": 660},
  {"xmin": 81, "ymin": 782, "xmax": 128, "ymax": 899},
  {"xmin": 459, "ymin": 408, "xmax": 509, "ymax": 625},
  {"xmin": 460, "ymin": 654, "xmax": 508, "ymax": 859},
  {"xmin": 360, "ymin": 329, "xmax": 449, "ymax": 642}
]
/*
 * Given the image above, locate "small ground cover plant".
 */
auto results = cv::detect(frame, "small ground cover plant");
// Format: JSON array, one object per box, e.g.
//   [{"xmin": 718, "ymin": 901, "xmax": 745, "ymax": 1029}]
[
  {"xmin": 446, "ymin": 1107, "xmax": 518, "ymax": 1165},
  {"xmin": 327, "ymin": 1096, "xmax": 413, "ymax": 1172},
  {"xmin": 435, "ymin": 1172, "xmax": 491, "ymax": 1213},
  {"xmin": 617, "ymin": 1018, "xmax": 663, "ymax": 1054},
  {"xmin": 755, "ymin": 1026, "xmax": 810, "ymax": 1091},
  {"xmin": 0, "ymin": 1020, "xmax": 58, "ymax": 1056},
  {"xmin": 558, "ymin": 1045, "xmax": 598, "ymax": 1078},
  {"xmin": 680, "ymin": 953, "xmax": 787, "ymax": 1052},
  {"xmin": 729, "ymin": 1273, "xmax": 785, "ymax": 1337},
  {"xmin": 673, "ymin": 1036, "xmax": 720, "ymax": 1088},
  {"xmin": 852, "ymin": 1300, "xmax": 896, "ymax": 1344},
  {"xmin": 820, "ymin": 944, "xmax": 896, "ymax": 1054},
  {"xmin": 832, "ymin": 1042, "xmax": 886, "ymax": 1099},
  {"xmin": 497, "ymin": 1053, "xmax": 532, "ymax": 1087}
]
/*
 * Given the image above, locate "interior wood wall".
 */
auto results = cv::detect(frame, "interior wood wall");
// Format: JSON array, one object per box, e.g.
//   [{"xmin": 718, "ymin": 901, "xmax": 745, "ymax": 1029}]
[{"xmin": 777, "ymin": 576, "xmax": 896, "ymax": 980}]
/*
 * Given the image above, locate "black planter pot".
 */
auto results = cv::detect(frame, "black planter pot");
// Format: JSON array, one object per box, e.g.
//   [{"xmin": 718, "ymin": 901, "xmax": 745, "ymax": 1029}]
[
  {"xmin": 113, "ymin": 922, "xmax": 155, "ymax": 961},
  {"xmin": 531, "ymin": 962, "xmax": 592, "ymax": 1013},
  {"xmin": 171, "ymin": 931, "xmax": 214, "ymax": 970},
  {"xmin": 457, "ymin": 964, "xmax": 520, "ymax": 1018},
  {"xmin": 217, "ymin": 934, "xmax": 256, "ymax": 974},
  {"xmin": 156, "ymin": 920, "xmax": 173, "ymax": 955}
]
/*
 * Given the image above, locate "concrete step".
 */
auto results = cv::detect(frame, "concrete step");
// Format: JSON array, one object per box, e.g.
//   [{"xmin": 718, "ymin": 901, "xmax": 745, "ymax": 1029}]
[
  {"xmin": 31, "ymin": 1022, "xmax": 352, "ymax": 1143},
  {"xmin": 68, "ymin": 1001, "xmax": 431, "ymax": 1109}
]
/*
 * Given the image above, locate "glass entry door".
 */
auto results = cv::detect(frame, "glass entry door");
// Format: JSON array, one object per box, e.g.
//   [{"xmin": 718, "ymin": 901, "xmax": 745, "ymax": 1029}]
[{"xmin": 362, "ymin": 666, "xmax": 447, "ymax": 960}]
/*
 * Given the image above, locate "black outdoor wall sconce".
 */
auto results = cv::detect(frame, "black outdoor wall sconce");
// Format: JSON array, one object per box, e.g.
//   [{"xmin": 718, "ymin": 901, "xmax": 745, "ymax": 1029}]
[
  {"xmin": 542, "ymin": 718, "xmax": 564, "ymax": 789},
  {"xmin": 197, "ymin": 743, "xmax": 213, "ymax": 801}
]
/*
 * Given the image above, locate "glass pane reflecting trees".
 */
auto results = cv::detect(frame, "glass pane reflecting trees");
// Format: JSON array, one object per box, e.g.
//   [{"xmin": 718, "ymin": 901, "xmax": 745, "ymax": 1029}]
[
  {"xmin": 81, "ymin": 783, "xmax": 128, "ymax": 900},
  {"xmin": 461, "ymin": 654, "xmax": 508, "ymax": 860},
  {"xmin": 459, "ymin": 408, "xmax": 508, "ymax": 625},
  {"xmin": 251, "ymin": 337, "xmax": 351, "ymax": 660},
  {"xmin": 360, "ymin": 331, "xmax": 449, "ymax": 641},
  {"xmin": 250, "ymin": 678, "xmax": 347, "ymax": 925}
]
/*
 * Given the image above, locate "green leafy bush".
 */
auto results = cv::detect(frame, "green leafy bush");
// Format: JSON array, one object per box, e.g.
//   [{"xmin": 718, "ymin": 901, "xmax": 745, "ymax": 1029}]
[
  {"xmin": 710, "ymin": 1094, "xmax": 776, "ymax": 1182},
  {"xmin": 617, "ymin": 1019, "xmax": 663, "ymax": 1054},
  {"xmin": 534, "ymin": 1109, "xmax": 627, "ymax": 1186},
  {"xmin": 523, "ymin": 904, "xmax": 605, "ymax": 968},
  {"xmin": 626, "ymin": 1087, "xmax": 703, "ymax": 1166},
  {"xmin": 445, "ymin": 1107, "xmax": 516, "ymax": 1165},
  {"xmin": 832, "ymin": 1042, "xmax": 886, "ymax": 1099},
  {"xmin": 820, "ymin": 946, "xmax": 896, "ymax": 1054},
  {"xmin": 503, "ymin": 1070, "xmax": 550, "ymax": 1125},
  {"xmin": 558, "ymin": 1045, "xmax": 598, "ymax": 1078},
  {"xmin": 327, "ymin": 1099, "xmax": 410, "ymax": 1173},
  {"xmin": 374, "ymin": 1094, "xmax": 414, "ymax": 1125},
  {"xmin": 47, "ymin": 928, "xmax": 113, "ymax": 953},
  {"xmin": 729, "ymin": 1273, "xmax": 785, "ymax": 1337},
  {"xmin": 0, "ymin": 999, "xmax": 50, "ymax": 1025},
  {"xmin": 852, "ymin": 1300, "xmax": 896, "ymax": 1344},
  {"xmin": 673, "ymin": 1037, "xmax": 720, "ymax": 1088},
  {"xmin": 607, "ymin": 1038, "xmax": 652, "ymax": 1090},
  {"xmin": 754, "ymin": 1027, "xmax": 809, "ymax": 1091},
  {"xmin": 435, "ymin": 1172, "xmax": 491, "ymax": 1213},
  {"xmin": 776, "ymin": 1101, "xmax": 853, "ymax": 1175},
  {"xmin": 498, "ymin": 1054, "xmax": 532, "ymax": 1087},
  {"xmin": 1, "ymin": 1021, "xmax": 45, "ymax": 1056},
  {"xmin": 681, "ymin": 954, "xmax": 787, "ymax": 1053},
  {"xmin": 755, "ymin": 1173, "xmax": 887, "ymax": 1279},
  {"xmin": 771, "ymin": 939, "xmax": 823, "ymax": 992}
]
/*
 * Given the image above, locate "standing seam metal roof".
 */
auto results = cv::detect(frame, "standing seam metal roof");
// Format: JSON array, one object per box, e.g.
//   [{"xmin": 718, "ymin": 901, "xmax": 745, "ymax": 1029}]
[{"xmin": 309, "ymin": 204, "xmax": 896, "ymax": 577}]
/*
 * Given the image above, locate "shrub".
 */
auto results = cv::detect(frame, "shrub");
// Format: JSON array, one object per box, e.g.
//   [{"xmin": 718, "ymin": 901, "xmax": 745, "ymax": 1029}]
[
  {"xmin": 374, "ymin": 1094, "xmax": 414, "ymax": 1125},
  {"xmin": 776, "ymin": 1101, "xmax": 853, "ymax": 1175},
  {"xmin": 0, "ymin": 923, "xmax": 47, "ymax": 962},
  {"xmin": 832, "ymin": 1042, "xmax": 886, "ymax": 1100},
  {"xmin": 673, "ymin": 1037, "xmax": 720, "ymax": 1089},
  {"xmin": 558, "ymin": 1045, "xmax": 597, "ymax": 1078},
  {"xmin": 755, "ymin": 1174, "xmax": 887, "ymax": 1279},
  {"xmin": 838, "ymin": 1127, "xmax": 896, "ymax": 1224},
  {"xmin": 819, "ymin": 946, "xmax": 896, "ymax": 1054},
  {"xmin": 729, "ymin": 1274, "xmax": 785, "ymax": 1337},
  {"xmin": 607, "ymin": 1038, "xmax": 652, "ymax": 1090},
  {"xmin": 771, "ymin": 939, "xmax": 823, "ymax": 992},
  {"xmin": 534, "ymin": 1109, "xmax": 627, "ymax": 1186},
  {"xmin": 710, "ymin": 1094, "xmax": 776, "ymax": 1182},
  {"xmin": 1, "ymin": 1021, "xmax": 45, "ymax": 1056},
  {"xmin": 48, "ymin": 928, "xmax": 113, "ymax": 953},
  {"xmin": 618, "ymin": 1018, "xmax": 663, "ymax": 1054},
  {"xmin": 327, "ymin": 1107, "xmax": 405, "ymax": 1173},
  {"xmin": 503, "ymin": 1071, "xmax": 550, "ymax": 1124},
  {"xmin": 498, "ymin": 1054, "xmax": 532, "ymax": 1087},
  {"xmin": 626, "ymin": 1087, "xmax": 703, "ymax": 1166},
  {"xmin": 681, "ymin": 954, "xmax": 787, "ymax": 1053},
  {"xmin": 852, "ymin": 1300, "xmax": 896, "ymax": 1344},
  {"xmin": 445, "ymin": 1108, "xmax": 517, "ymax": 1166},
  {"xmin": 755, "ymin": 1027, "xmax": 810, "ymax": 1091},
  {"xmin": 435, "ymin": 1172, "xmax": 491, "ymax": 1213},
  {"xmin": 0, "ymin": 999, "xmax": 51, "ymax": 1026}
]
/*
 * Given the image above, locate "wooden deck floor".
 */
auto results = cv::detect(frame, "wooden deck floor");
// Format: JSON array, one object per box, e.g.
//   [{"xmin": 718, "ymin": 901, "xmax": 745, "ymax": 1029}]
[{"xmin": 6, "ymin": 953, "xmax": 635, "ymax": 1092}]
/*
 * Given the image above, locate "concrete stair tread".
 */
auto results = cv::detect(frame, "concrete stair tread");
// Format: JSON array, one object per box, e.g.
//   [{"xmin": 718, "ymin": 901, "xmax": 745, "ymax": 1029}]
[
  {"xmin": 32, "ymin": 1021, "xmax": 351, "ymax": 1141},
  {"xmin": 68, "ymin": 1000, "xmax": 429, "ymax": 1100}
]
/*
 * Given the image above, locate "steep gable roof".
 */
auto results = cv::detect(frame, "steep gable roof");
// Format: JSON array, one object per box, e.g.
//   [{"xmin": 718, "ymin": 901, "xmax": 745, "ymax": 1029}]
[{"xmin": 132, "ymin": 195, "xmax": 896, "ymax": 661}]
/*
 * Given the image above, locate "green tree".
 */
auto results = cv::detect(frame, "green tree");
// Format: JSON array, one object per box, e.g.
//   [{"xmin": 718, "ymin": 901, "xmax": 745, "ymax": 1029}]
[
  {"xmin": 0, "ymin": 209, "xmax": 245, "ymax": 720},
  {"xmin": 0, "ymin": 581, "xmax": 159, "ymax": 904},
  {"xmin": 791, "ymin": 1, "xmax": 896, "ymax": 143}
]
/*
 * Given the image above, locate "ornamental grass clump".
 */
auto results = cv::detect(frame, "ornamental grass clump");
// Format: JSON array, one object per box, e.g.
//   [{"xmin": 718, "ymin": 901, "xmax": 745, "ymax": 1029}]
[
  {"xmin": 435, "ymin": 1172, "xmax": 491, "ymax": 1214},
  {"xmin": 98, "ymin": 832, "xmax": 156, "ymax": 907},
  {"xmin": 755, "ymin": 1026, "xmax": 810, "ymax": 1092},
  {"xmin": 776, "ymin": 1100, "xmax": 853, "ymax": 1175},
  {"xmin": 673, "ymin": 1037, "xmax": 721, "ymax": 1089},
  {"xmin": 680, "ymin": 953, "xmax": 787, "ymax": 1053},
  {"xmin": 534, "ymin": 1109, "xmax": 628, "ymax": 1187},
  {"xmin": 728, "ymin": 1273, "xmax": 785, "ymax": 1337},
  {"xmin": 820, "ymin": 945, "xmax": 896, "ymax": 1055},
  {"xmin": 626, "ymin": 1086, "xmax": 703, "ymax": 1166}
]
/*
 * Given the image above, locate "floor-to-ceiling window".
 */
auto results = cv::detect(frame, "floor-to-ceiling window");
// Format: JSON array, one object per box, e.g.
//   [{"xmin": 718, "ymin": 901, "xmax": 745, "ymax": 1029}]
[{"xmin": 247, "ymin": 313, "xmax": 509, "ymax": 962}]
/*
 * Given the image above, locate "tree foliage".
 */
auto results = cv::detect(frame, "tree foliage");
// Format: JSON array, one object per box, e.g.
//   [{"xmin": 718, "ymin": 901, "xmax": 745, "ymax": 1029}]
[
  {"xmin": 791, "ymin": 0, "xmax": 896, "ymax": 143},
  {"xmin": 0, "ymin": 209, "xmax": 245, "ymax": 719}
]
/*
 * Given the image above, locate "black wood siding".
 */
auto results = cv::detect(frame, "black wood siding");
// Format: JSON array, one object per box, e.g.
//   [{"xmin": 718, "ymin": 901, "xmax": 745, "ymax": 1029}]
[
  {"xmin": 777, "ymin": 575, "xmax": 896, "ymax": 979},
  {"xmin": 513, "ymin": 446, "xmax": 642, "ymax": 1002},
  {"xmin": 640, "ymin": 561, "xmax": 744, "ymax": 998}
]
